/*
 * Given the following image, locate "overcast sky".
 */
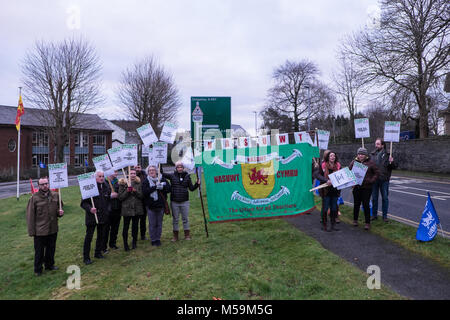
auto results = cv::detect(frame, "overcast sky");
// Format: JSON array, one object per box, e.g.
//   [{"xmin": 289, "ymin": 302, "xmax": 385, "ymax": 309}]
[{"xmin": 0, "ymin": 0, "xmax": 380, "ymax": 136}]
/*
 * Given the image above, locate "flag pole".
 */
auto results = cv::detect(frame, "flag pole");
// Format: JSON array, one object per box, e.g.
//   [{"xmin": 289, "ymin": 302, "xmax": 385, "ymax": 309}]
[
  {"xmin": 16, "ymin": 87, "xmax": 22, "ymax": 201},
  {"xmin": 196, "ymin": 166, "xmax": 208, "ymax": 238}
]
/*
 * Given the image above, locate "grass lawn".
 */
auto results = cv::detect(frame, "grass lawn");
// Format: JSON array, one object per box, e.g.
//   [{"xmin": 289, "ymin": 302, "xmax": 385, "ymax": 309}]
[
  {"xmin": 0, "ymin": 179, "xmax": 402, "ymax": 300},
  {"xmin": 314, "ymin": 197, "xmax": 450, "ymax": 270}
]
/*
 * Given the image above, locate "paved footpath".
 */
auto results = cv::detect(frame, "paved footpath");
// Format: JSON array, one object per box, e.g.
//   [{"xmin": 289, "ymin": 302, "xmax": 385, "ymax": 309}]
[{"xmin": 286, "ymin": 210, "xmax": 450, "ymax": 300}]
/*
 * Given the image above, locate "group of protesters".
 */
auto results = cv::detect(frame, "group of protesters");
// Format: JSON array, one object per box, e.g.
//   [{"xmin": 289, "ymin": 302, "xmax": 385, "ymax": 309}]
[
  {"xmin": 25, "ymin": 138, "xmax": 396, "ymax": 276},
  {"xmin": 26, "ymin": 161, "xmax": 200, "ymax": 276},
  {"xmin": 313, "ymin": 138, "xmax": 397, "ymax": 232}
]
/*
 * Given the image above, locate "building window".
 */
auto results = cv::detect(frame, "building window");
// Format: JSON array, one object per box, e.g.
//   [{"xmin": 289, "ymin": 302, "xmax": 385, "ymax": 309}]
[
  {"xmin": 32, "ymin": 131, "xmax": 49, "ymax": 167},
  {"xmin": 8, "ymin": 139, "xmax": 16, "ymax": 152},
  {"xmin": 74, "ymin": 131, "xmax": 89, "ymax": 167},
  {"xmin": 92, "ymin": 134, "xmax": 106, "ymax": 155}
]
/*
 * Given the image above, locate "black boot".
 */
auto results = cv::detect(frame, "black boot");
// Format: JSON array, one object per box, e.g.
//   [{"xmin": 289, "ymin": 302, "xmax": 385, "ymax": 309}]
[
  {"xmin": 123, "ymin": 236, "xmax": 130, "ymax": 251},
  {"xmin": 331, "ymin": 223, "xmax": 340, "ymax": 231}
]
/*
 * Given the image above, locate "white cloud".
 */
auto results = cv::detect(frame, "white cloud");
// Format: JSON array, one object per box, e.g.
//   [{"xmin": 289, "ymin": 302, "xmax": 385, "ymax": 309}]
[{"xmin": 0, "ymin": 0, "xmax": 379, "ymax": 128}]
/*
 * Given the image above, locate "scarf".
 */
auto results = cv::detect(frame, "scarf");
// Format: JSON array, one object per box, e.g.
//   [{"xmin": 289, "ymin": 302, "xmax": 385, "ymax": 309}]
[
  {"xmin": 322, "ymin": 161, "xmax": 341, "ymax": 180},
  {"xmin": 147, "ymin": 176, "xmax": 159, "ymax": 201}
]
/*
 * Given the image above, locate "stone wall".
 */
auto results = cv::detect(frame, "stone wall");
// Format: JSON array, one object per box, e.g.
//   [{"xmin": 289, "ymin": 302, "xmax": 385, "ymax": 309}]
[{"xmin": 326, "ymin": 135, "xmax": 450, "ymax": 174}]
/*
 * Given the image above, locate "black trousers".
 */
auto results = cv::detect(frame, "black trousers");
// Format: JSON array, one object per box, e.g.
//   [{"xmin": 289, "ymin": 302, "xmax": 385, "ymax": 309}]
[
  {"xmin": 104, "ymin": 212, "xmax": 121, "ymax": 249},
  {"xmin": 123, "ymin": 216, "xmax": 139, "ymax": 244},
  {"xmin": 353, "ymin": 187, "xmax": 372, "ymax": 224},
  {"xmin": 83, "ymin": 223, "xmax": 107, "ymax": 260},
  {"xmin": 34, "ymin": 233, "xmax": 57, "ymax": 273},
  {"xmin": 138, "ymin": 213, "xmax": 147, "ymax": 239}
]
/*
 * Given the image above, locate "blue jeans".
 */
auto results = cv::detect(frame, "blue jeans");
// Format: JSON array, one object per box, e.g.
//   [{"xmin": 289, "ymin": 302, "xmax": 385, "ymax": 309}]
[
  {"xmin": 372, "ymin": 180, "xmax": 389, "ymax": 218},
  {"xmin": 321, "ymin": 196, "xmax": 338, "ymax": 223}
]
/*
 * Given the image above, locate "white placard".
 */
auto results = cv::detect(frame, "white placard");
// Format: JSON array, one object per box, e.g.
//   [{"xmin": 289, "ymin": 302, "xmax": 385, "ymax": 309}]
[
  {"xmin": 221, "ymin": 138, "xmax": 234, "ymax": 150},
  {"xmin": 384, "ymin": 121, "xmax": 401, "ymax": 142},
  {"xmin": 159, "ymin": 121, "xmax": 178, "ymax": 144},
  {"xmin": 77, "ymin": 172, "xmax": 99, "ymax": 200},
  {"xmin": 354, "ymin": 118, "xmax": 370, "ymax": 139},
  {"xmin": 258, "ymin": 135, "xmax": 271, "ymax": 147},
  {"xmin": 203, "ymin": 139, "xmax": 216, "ymax": 151},
  {"xmin": 108, "ymin": 146, "xmax": 126, "ymax": 170},
  {"xmin": 351, "ymin": 161, "xmax": 368, "ymax": 186},
  {"xmin": 294, "ymin": 131, "xmax": 314, "ymax": 145},
  {"xmin": 317, "ymin": 130, "xmax": 330, "ymax": 150},
  {"xmin": 92, "ymin": 154, "xmax": 115, "ymax": 177},
  {"xmin": 48, "ymin": 163, "xmax": 68, "ymax": 189},
  {"xmin": 329, "ymin": 167, "xmax": 357, "ymax": 189},
  {"xmin": 238, "ymin": 137, "xmax": 251, "ymax": 148},
  {"xmin": 275, "ymin": 133, "xmax": 289, "ymax": 145},
  {"xmin": 182, "ymin": 147, "xmax": 195, "ymax": 170},
  {"xmin": 136, "ymin": 123, "xmax": 158, "ymax": 147},
  {"xmin": 121, "ymin": 144, "xmax": 138, "ymax": 167},
  {"xmin": 153, "ymin": 141, "xmax": 168, "ymax": 164},
  {"xmin": 148, "ymin": 145, "xmax": 157, "ymax": 166}
]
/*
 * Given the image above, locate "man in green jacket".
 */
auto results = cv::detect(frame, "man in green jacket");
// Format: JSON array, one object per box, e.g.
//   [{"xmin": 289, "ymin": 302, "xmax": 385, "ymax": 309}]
[{"xmin": 26, "ymin": 178, "xmax": 64, "ymax": 276}]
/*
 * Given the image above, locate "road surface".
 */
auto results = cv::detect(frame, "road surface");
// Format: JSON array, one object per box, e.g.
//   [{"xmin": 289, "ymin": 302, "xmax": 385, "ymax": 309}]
[{"xmin": 339, "ymin": 175, "xmax": 450, "ymax": 238}]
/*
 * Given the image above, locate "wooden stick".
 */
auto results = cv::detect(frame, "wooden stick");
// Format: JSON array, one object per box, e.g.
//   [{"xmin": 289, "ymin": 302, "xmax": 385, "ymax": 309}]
[
  {"xmin": 107, "ymin": 177, "xmax": 114, "ymax": 191},
  {"xmin": 58, "ymin": 188, "xmax": 62, "ymax": 211},
  {"xmin": 196, "ymin": 167, "xmax": 209, "ymax": 238},
  {"xmin": 90, "ymin": 197, "xmax": 99, "ymax": 224},
  {"xmin": 122, "ymin": 168, "xmax": 130, "ymax": 186},
  {"xmin": 362, "ymin": 137, "xmax": 364, "ymax": 148},
  {"xmin": 309, "ymin": 183, "xmax": 329, "ymax": 192},
  {"xmin": 158, "ymin": 163, "xmax": 161, "ymax": 183},
  {"xmin": 390, "ymin": 141, "xmax": 393, "ymax": 156}
]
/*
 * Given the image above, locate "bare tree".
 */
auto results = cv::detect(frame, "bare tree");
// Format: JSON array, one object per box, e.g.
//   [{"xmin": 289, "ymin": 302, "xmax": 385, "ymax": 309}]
[
  {"xmin": 331, "ymin": 53, "xmax": 368, "ymax": 137},
  {"xmin": 263, "ymin": 59, "xmax": 334, "ymax": 132},
  {"xmin": 117, "ymin": 56, "xmax": 181, "ymax": 135},
  {"xmin": 22, "ymin": 37, "xmax": 103, "ymax": 162},
  {"xmin": 342, "ymin": 0, "xmax": 449, "ymax": 138}
]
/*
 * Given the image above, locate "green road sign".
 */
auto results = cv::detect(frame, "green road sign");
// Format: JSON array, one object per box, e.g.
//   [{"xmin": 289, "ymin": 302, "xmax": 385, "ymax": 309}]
[{"xmin": 191, "ymin": 97, "xmax": 231, "ymax": 143}]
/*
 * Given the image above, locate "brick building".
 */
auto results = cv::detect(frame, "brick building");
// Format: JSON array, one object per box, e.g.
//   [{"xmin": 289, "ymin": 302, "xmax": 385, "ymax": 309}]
[{"xmin": 0, "ymin": 105, "xmax": 113, "ymax": 171}]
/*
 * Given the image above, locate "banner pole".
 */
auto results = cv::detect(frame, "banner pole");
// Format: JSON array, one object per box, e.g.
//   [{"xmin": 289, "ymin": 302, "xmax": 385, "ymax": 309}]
[
  {"xmin": 390, "ymin": 141, "xmax": 393, "ymax": 156},
  {"xmin": 196, "ymin": 167, "xmax": 209, "ymax": 238},
  {"xmin": 362, "ymin": 137, "xmax": 364, "ymax": 148},
  {"xmin": 16, "ymin": 125, "xmax": 21, "ymax": 201},
  {"xmin": 90, "ymin": 197, "xmax": 99, "ymax": 224}
]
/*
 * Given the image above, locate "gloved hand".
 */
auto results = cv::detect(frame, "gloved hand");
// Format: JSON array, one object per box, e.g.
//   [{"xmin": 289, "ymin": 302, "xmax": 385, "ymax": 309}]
[{"xmin": 156, "ymin": 182, "xmax": 164, "ymax": 190}]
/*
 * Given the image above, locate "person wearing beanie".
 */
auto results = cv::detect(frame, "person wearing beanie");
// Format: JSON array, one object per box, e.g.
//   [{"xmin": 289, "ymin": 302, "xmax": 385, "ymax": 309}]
[{"xmin": 349, "ymin": 147, "xmax": 380, "ymax": 231}]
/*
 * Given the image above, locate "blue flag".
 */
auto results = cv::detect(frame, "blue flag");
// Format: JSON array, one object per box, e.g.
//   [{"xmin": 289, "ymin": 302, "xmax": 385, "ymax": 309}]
[
  {"xmin": 39, "ymin": 162, "xmax": 46, "ymax": 169},
  {"xmin": 416, "ymin": 192, "xmax": 441, "ymax": 242},
  {"xmin": 85, "ymin": 159, "xmax": 89, "ymax": 167}
]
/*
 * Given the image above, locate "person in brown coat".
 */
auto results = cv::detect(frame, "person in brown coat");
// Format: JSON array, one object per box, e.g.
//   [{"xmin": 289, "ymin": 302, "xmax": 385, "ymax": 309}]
[
  {"xmin": 349, "ymin": 147, "xmax": 380, "ymax": 231},
  {"xmin": 26, "ymin": 177, "xmax": 64, "ymax": 276},
  {"xmin": 118, "ymin": 168, "xmax": 144, "ymax": 251}
]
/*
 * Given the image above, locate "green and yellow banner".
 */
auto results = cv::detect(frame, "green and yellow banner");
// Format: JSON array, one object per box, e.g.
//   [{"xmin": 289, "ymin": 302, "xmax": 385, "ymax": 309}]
[{"xmin": 200, "ymin": 143, "xmax": 319, "ymax": 223}]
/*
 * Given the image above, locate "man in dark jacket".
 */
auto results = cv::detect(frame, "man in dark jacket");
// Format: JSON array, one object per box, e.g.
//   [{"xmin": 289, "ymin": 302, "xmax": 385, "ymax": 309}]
[
  {"xmin": 105, "ymin": 170, "xmax": 121, "ymax": 250},
  {"xmin": 135, "ymin": 164, "xmax": 148, "ymax": 241},
  {"xmin": 26, "ymin": 178, "xmax": 64, "ymax": 276},
  {"xmin": 162, "ymin": 161, "xmax": 200, "ymax": 241},
  {"xmin": 370, "ymin": 138, "xmax": 398, "ymax": 222},
  {"xmin": 80, "ymin": 171, "xmax": 111, "ymax": 265}
]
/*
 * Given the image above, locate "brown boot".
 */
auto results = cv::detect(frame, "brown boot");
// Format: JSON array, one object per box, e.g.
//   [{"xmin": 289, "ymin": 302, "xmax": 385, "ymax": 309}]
[
  {"xmin": 171, "ymin": 231, "xmax": 179, "ymax": 242},
  {"xmin": 184, "ymin": 230, "xmax": 191, "ymax": 240}
]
